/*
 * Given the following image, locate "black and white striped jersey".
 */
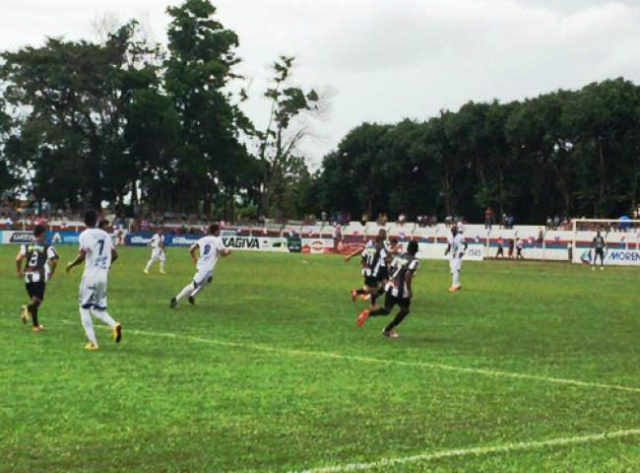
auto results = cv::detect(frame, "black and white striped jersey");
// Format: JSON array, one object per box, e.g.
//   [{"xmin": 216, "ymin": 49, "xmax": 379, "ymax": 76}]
[
  {"xmin": 386, "ymin": 252, "xmax": 420, "ymax": 299},
  {"xmin": 361, "ymin": 241, "xmax": 389, "ymax": 279}
]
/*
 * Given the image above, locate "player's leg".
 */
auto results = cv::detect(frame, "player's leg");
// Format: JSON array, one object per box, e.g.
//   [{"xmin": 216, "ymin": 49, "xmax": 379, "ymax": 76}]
[
  {"xmin": 171, "ymin": 271, "xmax": 204, "ymax": 307},
  {"xmin": 599, "ymin": 249, "xmax": 605, "ymax": 269},
  {"xmin": 144, "ymin": 251, "xmax": 158, "ymax": 273},
  {"xmin": 79, "ymin": 278, "xmax": 99, "ymax": 349},
  {"xmin": 89, "ymin": 277, "xmax": 122, "ymax": 343},
  {"xmin": 189, "ymin": 273, "xmax": 212, "ymax": 300},
  {"xmin": 382, "ymin": 298, "xmax": 411, "ymax": 338},
  {"xmin": 358, "ymin": 293, "xmax": 396, "ymax": 327},
  {"xmin": 159, "ymin": 251, "xmax": 167, "ymax": 274}
]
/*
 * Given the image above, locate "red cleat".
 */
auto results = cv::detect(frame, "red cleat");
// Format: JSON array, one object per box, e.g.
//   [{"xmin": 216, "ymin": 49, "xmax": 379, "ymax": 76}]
[{"xmin": 357, "ymin": 310, "xmax": 370, "ymax": 327}]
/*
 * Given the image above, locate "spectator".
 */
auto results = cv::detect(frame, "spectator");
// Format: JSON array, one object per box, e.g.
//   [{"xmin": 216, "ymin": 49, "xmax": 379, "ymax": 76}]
[
  {"xmin": 361, "ymin": 213, "xmax": 369, "ymax": 227},
  {"xmin": 333, "ymin": 223, "xmax": 343, "ymax": 253},
  {"xmin": 567, "ymin": 242, "xmax": 573, "ymax": 262},
  {"xmin": 496, "ymin": 236, "xmax": 505, "ymax": 258},
  {"xmin": 516, "ymin": 238, "xmax": 524, "ymax": 259},
  {"xmin": 484, "ymin": 207, "xmax": 494, "ymax": 230},
  {"xmin": 398, "ymin": 213, "xmax": 406, "ymax": 225},
  {"xmin": 508, "ymin": 239, "xmax": 515, "ymax": 258}
]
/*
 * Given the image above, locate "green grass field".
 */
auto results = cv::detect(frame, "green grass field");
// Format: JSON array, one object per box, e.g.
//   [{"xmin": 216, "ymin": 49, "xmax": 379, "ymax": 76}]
[{"xmin": 2, "ymin": 245, "xmax": 640, "ymax": 473}]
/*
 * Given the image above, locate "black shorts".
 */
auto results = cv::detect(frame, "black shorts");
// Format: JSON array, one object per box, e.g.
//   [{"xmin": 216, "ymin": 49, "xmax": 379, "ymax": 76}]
[
  {"xmin": 384, "ymin": 292, "xmax": 411, "ymax": 311},
  {"xmin": 595, "ymin": 248, "xmax": 604, "ymax": 257},
  {"xmin": 26, "ymin": 281, "xmax": 46, "ymax": 301},
  {"xmin": 377, "ymin": 267, "xmax": 389, "ymax": 282},
  {"xmin": 364, "ymin": 275, "xmax": 379, "ymax": 288}
]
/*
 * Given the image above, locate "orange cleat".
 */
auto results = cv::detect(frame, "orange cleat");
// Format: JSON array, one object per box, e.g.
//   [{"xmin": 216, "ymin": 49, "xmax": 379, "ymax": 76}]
[{"xmin": 357, "ymin": 309, "xmax": 370, "ymax": 327}]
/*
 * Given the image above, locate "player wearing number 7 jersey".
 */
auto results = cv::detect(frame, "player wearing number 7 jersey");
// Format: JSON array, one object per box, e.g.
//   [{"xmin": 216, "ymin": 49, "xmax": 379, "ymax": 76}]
[
  {"xmin": 170, "ymin": 223, "xmax": 231, "ymax": 309},
  {"xmin": 66, "ymin": 210, "xmax": 122, "ymax": 351}
]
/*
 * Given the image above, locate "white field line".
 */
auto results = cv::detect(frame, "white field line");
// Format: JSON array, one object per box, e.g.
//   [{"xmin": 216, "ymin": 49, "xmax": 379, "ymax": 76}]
[
  {"xmin": 288, "ymin": 429, "xmax": 640, "ymax": 473},
  {"xmin": 105, "ymin": 327, "xmax": 640, "ymax": 394}
]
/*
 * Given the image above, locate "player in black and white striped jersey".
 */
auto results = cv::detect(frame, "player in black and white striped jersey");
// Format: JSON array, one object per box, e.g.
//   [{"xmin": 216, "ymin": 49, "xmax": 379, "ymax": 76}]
[
  {"xmin": 356, "ymin": 240, "xmax": 420, "ymax": 339},
  {"xmin": 15, "ymin": 225, "xmax": 59, "ymax": 331},
  {"xmin": 345, "ymin": 231, "xmax": 390, "ymax": 309}
]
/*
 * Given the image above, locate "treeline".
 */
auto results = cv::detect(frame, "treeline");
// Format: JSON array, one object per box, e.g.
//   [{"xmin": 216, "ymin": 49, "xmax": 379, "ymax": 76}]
[
  {"xmin": 316, "ymin": 79, "xmax": 640, "ymax": 224},
  {"xmin": 0, "ymin": 0, "xmax": 320, "ymax": 220},
  {"xmin": 1, "ymin": 0, "xmax": 640, "ymax": 224}
]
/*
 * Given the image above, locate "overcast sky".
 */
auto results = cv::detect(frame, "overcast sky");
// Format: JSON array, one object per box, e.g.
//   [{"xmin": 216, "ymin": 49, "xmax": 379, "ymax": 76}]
[{"xmin": 2, "ymin": 0, "xmax": 640, "ymax": 167}]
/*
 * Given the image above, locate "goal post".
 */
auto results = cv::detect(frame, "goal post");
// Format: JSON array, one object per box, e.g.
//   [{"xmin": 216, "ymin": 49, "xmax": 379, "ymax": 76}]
[{"xmin": 571, "ymin": 218, "xmax": 640, "ymax": 265}]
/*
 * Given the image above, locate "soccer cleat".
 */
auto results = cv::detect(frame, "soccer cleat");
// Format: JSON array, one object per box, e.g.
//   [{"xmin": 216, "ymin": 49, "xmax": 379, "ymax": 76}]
[
  {"xmin": 592, "ymin": 267, "xmax": 596, "ymax": 271},
  {"xmin": 382, "ymin": 329, "xmax": 399, "ymax": 339},
  {"xmin": 356, "ymin": 309, "xmax": 370, "ymax": 327},
  {"xmin": 160, "ymin": 270, "xmax": 167, "ymax": 275},
  {"xmin": 143, "ymin": 269, "xmax": 150, "ymax": 274},
  {"xmin": 84, "ymin": 342, "xmax": 99, "ymax": 351},
  {"xmin": 113, "ymin": 323, "xmax": 122, "ymax": 344},
  {"xmin": 32, "ymin": 324, "xmax": 44, "ymax": 332},
  {"xmin": 600, "ymin": 267, "xmax": 604, "ymax": 271},
  {"xmin": 188, "ymin": 296, "xmax": 195, "ymax": 306},
  {"xmin": 170, "ymin": 298, "xmax": 178, "ymax": 309},
  {"xmin": 351, "ymin": 289, "xmax": 358, "ymax": 303},
  {"xmin": 449, "ymin": 285, "xmax": 461, "ymax": 293},
  {"xmin": 20, "ymin": 305, "xmax": 29, "ymax": 324}
]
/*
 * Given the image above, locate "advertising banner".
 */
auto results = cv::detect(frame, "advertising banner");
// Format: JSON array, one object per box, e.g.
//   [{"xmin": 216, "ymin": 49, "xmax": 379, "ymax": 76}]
[
  {"xmin": 48, "ymin": 230, "xmax": 81, "ymax": 245},
  {"xmin": 4, "ymin": 231, "xmax": 33, "ymax": 244},
  {"xmin": 576, "ymin": 248, "xmax": 640, "ymax": 266}
]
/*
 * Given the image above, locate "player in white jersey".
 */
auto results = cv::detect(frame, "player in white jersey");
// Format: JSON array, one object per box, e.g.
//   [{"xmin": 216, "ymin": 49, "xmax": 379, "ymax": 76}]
[
  {"xmin": 445, "ymin": 225, "xmax": 467, "ymax": 292},
  {"xmin": 144, "ymin": 228, "xmax": 167, "ymax": 274},
  {"xmin": 66, "ymin": 210, "xmax": 122, "ymax": 351},
  {"xmin": 170, "ymin": 223, "xmax": 231, "ymax": 308}
]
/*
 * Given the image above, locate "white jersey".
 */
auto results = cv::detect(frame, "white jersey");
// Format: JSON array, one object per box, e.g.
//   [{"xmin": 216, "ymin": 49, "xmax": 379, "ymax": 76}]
[
  {"xmin": 79, "ymin": 228, "xmax": 113, "ymax": 275},
  {"xmin": 150, "ymin": 233, "xmax": 165, "ymax": 250},
  {"xmin": 193, "ymin": 235, "xmax": 226, "ymax": 272},
  {"xmin": 448, "ymin": 234, "xmax": 465, "ymax": 259}
]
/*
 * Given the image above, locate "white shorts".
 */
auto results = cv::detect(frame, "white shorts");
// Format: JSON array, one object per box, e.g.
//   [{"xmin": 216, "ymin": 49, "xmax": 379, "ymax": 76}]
[
  {"xmin": 80, "ymin": 271, "xmax": 108, "ymax": 310},
  {"xmin": 150, "ymin": 248, "xmax": 166, "ymax": 262},
  {"xmin": 193, "ymin": 269, "xmax": 214, "ymax": 287},
  {"xmin": 449, "ymin": 257, "xmax": 463, "ymax": 273}
]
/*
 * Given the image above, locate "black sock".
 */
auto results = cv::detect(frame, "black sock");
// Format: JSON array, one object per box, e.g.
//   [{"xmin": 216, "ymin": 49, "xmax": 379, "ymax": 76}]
[
  {"xmin": 370, "ymin": 294, "xmax": 378, "ymax": 306},
  {"xmin": 28, "ymin": 303, "xmax": 39, "ymax": 327},
  {"xmin": 369, "ymin": 307, "xmax": 390, "ymax": 317},
  {"xmin": 356, "ymin": 289, "xmax": 367, "ymax": 295},
  {"xmin": 384, "ymin": 310, "xmax": 409, "ymax": 332},
  {"xmin": 377, "ymin": 287, "xmax": 385, "ymax": 296}
]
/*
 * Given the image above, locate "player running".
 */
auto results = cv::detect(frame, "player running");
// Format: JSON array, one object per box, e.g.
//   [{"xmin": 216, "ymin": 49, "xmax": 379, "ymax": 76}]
[
  {"xmin": 345, "ymin": 231, "xmax": 390, "ymax": 308},
  {"xmin": 592, "ymin": 230, "xmax": 606, "ymax": 270},
  {"xmin": 356, "ymin": 240, "xmax": 420, "ymax": 339},
  {"xmin": 66, "ymin": 210, "xmax": 122, "ymax": 351},
  {"xmin": 445, "ymin": 225, "xmax": 467, "ymax": 292},
  {"xmin": 144, "ymin": 228, "xmax": 167, "ymax": 274},
  {"xmin": 170, "ymin": 223, "xmax": 231, "ymax": 308},
  {"xmin": 15, "ymin": 225, "xmax": 59, "ymax": 331}
]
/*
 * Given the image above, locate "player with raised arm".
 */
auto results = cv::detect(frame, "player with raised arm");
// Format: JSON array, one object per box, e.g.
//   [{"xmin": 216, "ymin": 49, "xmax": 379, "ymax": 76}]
[
  {"xmin": 16, "ymin": 225, "xmax": 59, "ymax": 331},
  {"xmin": 592, "ymin": 230, "xmax": 606, "ymax": 270},
  {"xmin": 356, "ymin": 240, "xmax": 420, "ymax": 339},
  {"xmin": 66, "ymin": 210, "xmax": 122, "ymax": 351},
  {"xmin": 144, "ymin": 228, "xmax": 167, "ymax": 275},
  {"xmin": 445, "ymin": 225, "xmax": 467, "ymax": 292},
  {"xmin": 170, "ymin": 223, "xmax": 231, "ymax": 308},
  {"xmin": 345, "ymin": 231, "xmax": 389, "ymax": 308}
]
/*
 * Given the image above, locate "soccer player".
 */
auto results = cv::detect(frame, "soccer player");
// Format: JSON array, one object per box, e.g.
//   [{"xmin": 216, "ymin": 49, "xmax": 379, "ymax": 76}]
[
  {"xmin": 496, "ymin": 236, "xmax": 505, "ymax": 258},
  {"xmin": 345, "ymin": 232, "xmax": 389, "ymax": 308},
  {"xmin": 592, "ymin": 230, "xmax": 606, "ymax": 270},
  {"xmin": 356, "ymin": 240, "xmax": 420, "ymax": 339},
  {"xmin": 445, "ymin": 226, "xmax": 467, "ymax": 292},
  {"xmin": 170, "ymin": 223, "xmax": 231, "ymax": 308},
  {"xmin": 66, "ymin": 210, "xmax": 122, "ymax": 351},
  {"xmin": 144, "ymin": 228, "xmax": 167, "ymax": 275},
  {"xmin": 15, "ymin": 225, "xmax": 59, "ymax": 331}
]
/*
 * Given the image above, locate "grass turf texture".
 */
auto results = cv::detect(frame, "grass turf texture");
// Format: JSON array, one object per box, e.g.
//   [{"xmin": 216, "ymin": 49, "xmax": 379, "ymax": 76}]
[{"xmin": 1, "ymin": 245, "xmax": 639, "ymax": 473}]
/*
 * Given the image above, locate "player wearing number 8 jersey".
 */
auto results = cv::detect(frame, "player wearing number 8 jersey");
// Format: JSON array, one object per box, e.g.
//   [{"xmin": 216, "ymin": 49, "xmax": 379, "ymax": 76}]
[
  {"xmin": 66, "ymin": 210, "xmax": 122, "ymax": 350},
  {"xmin": 170, "ymin": 223, "xmax": 231, "ymax": 309}
]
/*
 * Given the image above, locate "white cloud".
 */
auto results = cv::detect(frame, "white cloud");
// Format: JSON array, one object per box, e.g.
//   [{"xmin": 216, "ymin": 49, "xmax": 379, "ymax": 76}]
[{"xmin": 1, "ymin": 0, "xmax": 640, "ymax": 167}]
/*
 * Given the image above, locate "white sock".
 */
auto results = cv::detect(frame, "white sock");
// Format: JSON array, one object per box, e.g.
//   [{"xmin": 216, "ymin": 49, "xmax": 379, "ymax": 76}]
[
  {"xmin": 92, "ymin": 309, "xmax": 116, "ymax": 328},
  {"xmin": 145, "ymin": 259, "xmax": 154, "ymax": 271},
  {"xmin": 190, "ymin": 284, "xmax": 205, "ymax": 298},
  {"xmin": 453, "ymin": 270, "xmax": 460, "ymax": 287},
  {"xmin": 80, "ymin": 308, "xmax": 98, "ymax": 346},
  {"xmin": 176, "ymin": 282, "xmax": 196, "ymax": 301},
  {"xmin": 160, "ymin": 260, "xmax": 165, "ymax": 272}
]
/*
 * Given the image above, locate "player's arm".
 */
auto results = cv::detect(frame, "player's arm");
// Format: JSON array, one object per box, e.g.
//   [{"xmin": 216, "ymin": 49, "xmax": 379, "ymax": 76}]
[
  {"xmin": 48, "ymin": 248, "xmax": 60, "ymax": 279},
  {"xmin": 111, "ymin": 248, "xmax": 118, "ymax": 263},
  {"xmin": 405, "ymin": 271, "xmax": 414, "ymax": 300},
  {"xmin": 444, "ymin": 243, "xmax": 451, "ymax": 256},
  {"xmin": 66, "ymin": 251, "xmax": 86, "ymax": 273},
  {"xmin": 461, "ymin": 241, "xmax": 468, "ymax": 257},
  {"xmin": 344, "ymin": 246, "xmax": 364, "ymax": 262},
  {"xmin": 189, "ymin": 244, "xmax": 199, "ymax": 264},
  {"xmin": 16, "ymin": 251, "xmax": 25, "ymax": 279},
  {"xmin": 220, "ymin": 248, "xmax": 231, "ymax": 257}
]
